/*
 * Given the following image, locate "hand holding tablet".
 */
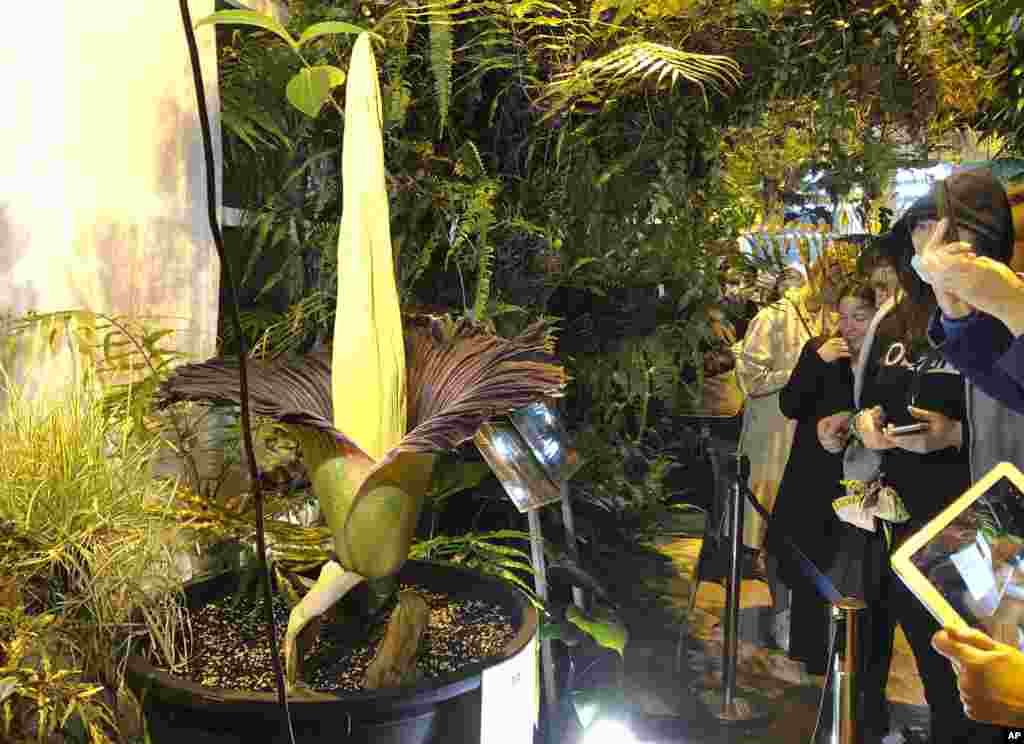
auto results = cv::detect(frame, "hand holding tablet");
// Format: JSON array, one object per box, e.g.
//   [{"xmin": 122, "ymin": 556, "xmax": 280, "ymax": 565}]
[{"xmin": 892, "ymin": 462, "xmax": 1024, "ymax": 644}]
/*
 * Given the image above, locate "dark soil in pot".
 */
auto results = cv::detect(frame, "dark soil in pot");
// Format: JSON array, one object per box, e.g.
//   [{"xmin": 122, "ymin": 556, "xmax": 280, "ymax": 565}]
[
  {"xmin": 183, "ymin": 580, "xmax": 517, "ymax": 692},
  {"xmin": 126, "ymin": 560, "xmax": 538, "ymax": 744}
]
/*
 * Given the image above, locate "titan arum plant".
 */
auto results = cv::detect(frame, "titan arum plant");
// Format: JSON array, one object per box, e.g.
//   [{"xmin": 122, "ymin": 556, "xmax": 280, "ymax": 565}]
[{"xmin": 159, "ymin": 33, "xmax": 565, "ymax": 688}]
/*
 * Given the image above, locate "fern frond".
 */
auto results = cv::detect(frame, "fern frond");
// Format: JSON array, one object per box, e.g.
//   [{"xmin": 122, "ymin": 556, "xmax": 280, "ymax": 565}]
[
  {"xmin": 429, "ymin": 16, "xmax": 454, "ymax": 137},
  {"xmin": 456, "ymin": 140, "xmax": 486, "ymax": 178},
  {"xmin": 399, "ymin": 235, "xmax": 438, "ymax": 304},
  {"xmin": 541, "ymin": 41, "xmax": 741, "ymax": 114},
  {"xmin": 250, "ymin": 290, "xmax": 334, "ymax": 360},
  {"xmin": 472, "ymin": 240, "xmax": 495, "ymax": 321}
]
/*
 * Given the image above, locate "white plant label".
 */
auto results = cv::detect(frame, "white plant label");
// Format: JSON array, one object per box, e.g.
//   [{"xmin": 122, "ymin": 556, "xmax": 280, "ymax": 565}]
[
  {"xmin": 951, "ymin": 537, "xmax": 997, "ymax": 604},
  {"xmin": 480, "ymin": 634, "xmax": 538, "ymax": 744}
]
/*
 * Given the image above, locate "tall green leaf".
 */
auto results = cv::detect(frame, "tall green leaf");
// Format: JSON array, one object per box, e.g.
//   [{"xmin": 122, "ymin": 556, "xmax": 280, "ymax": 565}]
[
  {"xmin": 298, "ymin": 21, "xmax": 372, "ymax": 46},
  {"xmin": 194, "ymin": 10, "xmax": 297, "ymax": 49}
]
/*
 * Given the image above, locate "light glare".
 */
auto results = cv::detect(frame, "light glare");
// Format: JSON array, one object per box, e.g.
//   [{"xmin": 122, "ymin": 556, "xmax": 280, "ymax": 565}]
[{"xmin": 583, "ymin": 718, "xmax": 641, "ymax": 744}]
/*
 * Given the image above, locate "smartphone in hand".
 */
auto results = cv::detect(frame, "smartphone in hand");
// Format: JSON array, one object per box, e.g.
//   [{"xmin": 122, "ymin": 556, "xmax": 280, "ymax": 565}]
[{"xmin": 888, "ymin": 422, "xmax": 930, "ymax": 436}]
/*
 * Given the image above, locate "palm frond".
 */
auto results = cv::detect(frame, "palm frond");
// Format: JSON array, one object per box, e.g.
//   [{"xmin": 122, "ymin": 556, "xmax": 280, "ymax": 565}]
[{"xmin": 541, "ymin": 41, "xmax": 742, "ymax": 114}]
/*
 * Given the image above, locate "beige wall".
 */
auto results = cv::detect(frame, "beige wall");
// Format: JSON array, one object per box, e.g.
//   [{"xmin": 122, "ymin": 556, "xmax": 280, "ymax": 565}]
[{"xmin": 0, "ymin": 1, "xmax": 227, "ymax": 401}]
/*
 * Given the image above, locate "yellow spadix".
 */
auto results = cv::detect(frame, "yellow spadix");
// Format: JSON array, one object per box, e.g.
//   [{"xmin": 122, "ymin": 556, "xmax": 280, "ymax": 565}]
[{"xmin": 331, "ymin": 33, "xmax": 405, "ymax": 463}]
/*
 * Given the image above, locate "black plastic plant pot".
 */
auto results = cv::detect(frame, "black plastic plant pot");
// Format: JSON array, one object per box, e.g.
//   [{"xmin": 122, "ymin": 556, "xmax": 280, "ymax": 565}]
[{"xmin": 125, "ymin": 561, "xmax": 538, "ymax": 744}]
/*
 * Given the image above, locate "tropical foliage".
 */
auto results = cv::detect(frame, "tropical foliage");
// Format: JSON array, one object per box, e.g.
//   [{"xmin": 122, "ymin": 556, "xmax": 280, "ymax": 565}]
[
  {"xmin": 196, "ymin": 1, "xmax": 1024, "ymax": 572},
  {"xmin": 9, "ymin": 0, "xmax": 1024, "ymax": 732},
  {"xmin": 0, "ymin": 365, "xmax": 190, "ymax": 743}
]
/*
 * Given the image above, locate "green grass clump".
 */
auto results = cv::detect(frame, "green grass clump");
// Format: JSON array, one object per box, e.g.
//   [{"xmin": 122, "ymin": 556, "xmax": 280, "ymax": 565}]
[{"xmin": 0, "ymin": 368, "xmax": 191, "ymax": 743}]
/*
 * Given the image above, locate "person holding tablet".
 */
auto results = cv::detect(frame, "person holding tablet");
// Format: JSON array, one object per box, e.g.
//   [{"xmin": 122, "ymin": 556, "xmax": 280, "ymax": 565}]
[{"xmin": 907, "ymin": 170, "xmax": 1024, "ymax": 731}]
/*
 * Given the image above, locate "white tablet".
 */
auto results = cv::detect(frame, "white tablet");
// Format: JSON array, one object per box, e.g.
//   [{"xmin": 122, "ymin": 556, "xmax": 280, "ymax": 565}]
[{"xmin": 891, "ymin": 462, "xmax": 1024, "ymax": 648}]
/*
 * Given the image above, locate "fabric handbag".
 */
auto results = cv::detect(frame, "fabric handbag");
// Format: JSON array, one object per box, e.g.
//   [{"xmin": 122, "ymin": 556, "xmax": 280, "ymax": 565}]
[{"xmin": 825, "ymin": 521, "xmax": 889, "ymax": 601}]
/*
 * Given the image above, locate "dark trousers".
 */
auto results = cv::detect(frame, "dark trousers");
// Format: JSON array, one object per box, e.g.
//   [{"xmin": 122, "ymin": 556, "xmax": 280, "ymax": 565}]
[
  {"xmin": 789, "ymin": 584, "xmax": 831, "ymax": 676},
  {"xmin": 864, "ymin": 563, "xmax": 1009, "ymax": 744}
]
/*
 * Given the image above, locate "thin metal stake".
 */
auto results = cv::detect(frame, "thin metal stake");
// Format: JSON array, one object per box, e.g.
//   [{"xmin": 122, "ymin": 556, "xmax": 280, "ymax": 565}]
[
  {"xmin": 721, "ymin": 452, "xmax": 744, "ymax": 708},
  {"xmin": 559, "ymin": 481, "xmax": 586, "ymax": 611},
  {"xmin": 692, "ymin": 454, "xmax": 770, "ymax": 724},
  {"xmin": 528, "ymin": 508, "xmax": 558, "ymax": 734}
]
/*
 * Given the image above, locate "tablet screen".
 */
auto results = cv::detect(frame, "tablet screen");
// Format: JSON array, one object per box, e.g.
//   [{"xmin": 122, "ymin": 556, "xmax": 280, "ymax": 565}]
[{"xmin": 892, "ymin": 463, "xmax": 1024, "ymax": 649}]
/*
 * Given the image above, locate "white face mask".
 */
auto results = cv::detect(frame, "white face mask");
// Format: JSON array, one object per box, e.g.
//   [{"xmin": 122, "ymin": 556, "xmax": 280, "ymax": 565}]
[{"xmin": 910, "ymin": 254, "xmax": 930, "ymax": 284}]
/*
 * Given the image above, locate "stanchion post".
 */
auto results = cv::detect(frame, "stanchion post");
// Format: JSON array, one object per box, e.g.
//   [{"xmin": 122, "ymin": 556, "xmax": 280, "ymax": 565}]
[
  {"xmin": 675, "ymin": 425, "xmax": 716, "ymax": 675},
  {"xmin": 721, "ymin": 452, "xmax": 746, "ymax": 709},
  {"xmin": 829, "ymin": 598, "xmax": 866, "ymax": 744},
  {"xmin": 692, "ymin": 453, "xmax": 770, "ymax": 724}
]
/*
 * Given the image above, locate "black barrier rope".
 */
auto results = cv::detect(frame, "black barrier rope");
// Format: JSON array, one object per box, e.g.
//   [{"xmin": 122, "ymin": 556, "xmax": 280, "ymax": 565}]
[
  {"xmin": 728, "ymin": 457, "xmax": 847, "ymax": 744},
  {"xmin": 735, "ymin": 467, "xmax": 843, "ymax": 605},
  {"xmin": 177, "ymin": 3, "xmax": 296, "ymax": 742}
]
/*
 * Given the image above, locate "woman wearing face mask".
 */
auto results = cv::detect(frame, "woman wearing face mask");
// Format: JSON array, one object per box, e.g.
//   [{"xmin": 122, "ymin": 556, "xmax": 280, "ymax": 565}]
[{"xmin": 763, "ymin": 281, "xmax": 876, "ymax": 671}]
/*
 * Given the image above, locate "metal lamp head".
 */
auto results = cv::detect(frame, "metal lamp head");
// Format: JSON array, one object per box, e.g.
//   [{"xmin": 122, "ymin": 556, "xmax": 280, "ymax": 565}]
[
  {"xmin": 509, "ymin": 399, "xmax": 582, "ymax": 484},
  {"xmin": 474, "ymin": 420, "xmax": 560, "ymax": 512},
  {"xmin": 473, "ymin": 399, "xmax": 580, "ymax": 513}
]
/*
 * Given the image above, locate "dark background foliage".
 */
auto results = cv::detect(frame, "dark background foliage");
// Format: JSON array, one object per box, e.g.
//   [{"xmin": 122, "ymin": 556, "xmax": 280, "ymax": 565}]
[{"xmin": 212, "ymin": 0, "xmax": 1024, "ymax": 546}]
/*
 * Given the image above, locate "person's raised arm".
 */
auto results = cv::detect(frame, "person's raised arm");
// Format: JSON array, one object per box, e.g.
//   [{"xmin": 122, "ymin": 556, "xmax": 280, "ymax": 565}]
[
  {"xmin": 931, "ymin": 310, "xmax": 1024, "ymax": 416},
  {"xmin": 736, "ymin": 306, "xmax": 794, "ymax": 398},
  {"xmin": 779, "ymin": 338, "xmax": 836, "ymax": 420}
]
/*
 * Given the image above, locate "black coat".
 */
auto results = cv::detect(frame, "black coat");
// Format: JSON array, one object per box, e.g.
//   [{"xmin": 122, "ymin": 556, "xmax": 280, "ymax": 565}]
[
  {"xmin": 860, "ymin": 336, "xmax": 971, "ymax": 529},
  {"xmin": 764, "ymin": 336, "xmax": 854, "ymax": 587}
]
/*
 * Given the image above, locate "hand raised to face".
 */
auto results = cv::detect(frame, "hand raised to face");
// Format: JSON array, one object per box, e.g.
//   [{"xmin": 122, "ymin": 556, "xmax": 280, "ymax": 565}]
[
  {"xmin": 817, "ymin": 337, "xmax": 851, "ymax": 363},
  {"xmin": 912, "ymin": 218, "xmax": 976, "ymax": 319}
]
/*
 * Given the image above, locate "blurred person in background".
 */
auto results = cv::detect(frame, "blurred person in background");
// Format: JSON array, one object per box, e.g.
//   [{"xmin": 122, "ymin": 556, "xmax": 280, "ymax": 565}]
[
  {"xmin": 721, "ymin": 264, "xmax": 761, "ymax": 338},
  {"xmin": 870, "ymin": 258, "xmax": 902, "ymax": 309}
]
